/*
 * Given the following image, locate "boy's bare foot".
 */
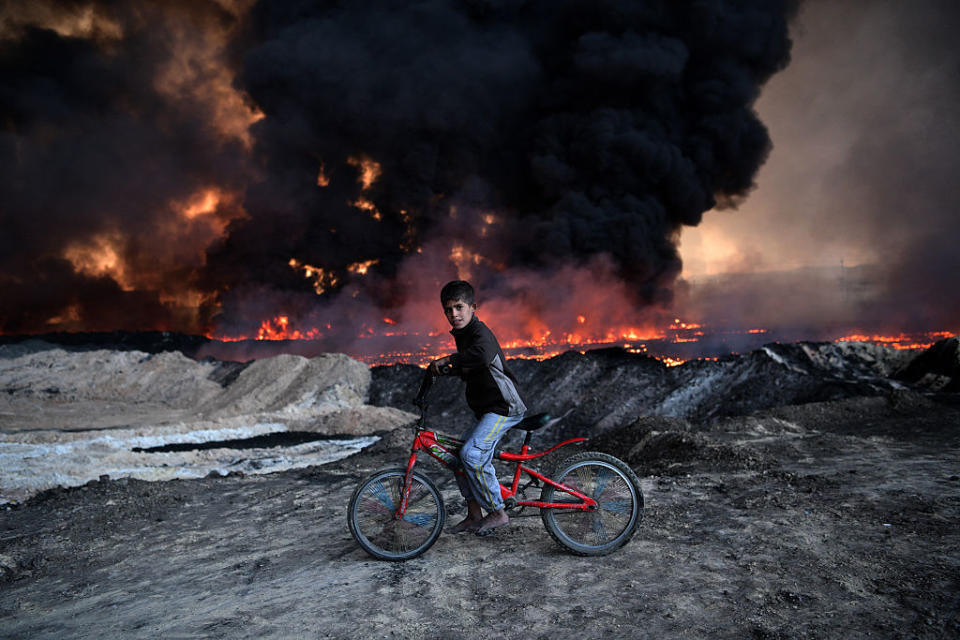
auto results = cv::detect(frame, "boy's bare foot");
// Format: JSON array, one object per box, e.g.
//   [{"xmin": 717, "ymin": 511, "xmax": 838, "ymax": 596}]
[
  {"xmin": 448, "ymin": 517, "xmax": 482, "ymax": 534},
  {"xmin": 475, "ymin": 509, "xmax": 509, "ymax": 536}
]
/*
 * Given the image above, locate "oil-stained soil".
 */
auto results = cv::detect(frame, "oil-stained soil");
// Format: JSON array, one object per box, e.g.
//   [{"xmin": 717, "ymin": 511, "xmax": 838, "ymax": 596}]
[{"xmin": 2, "ymin": 388, "xmax": 959, "ymax": 639}]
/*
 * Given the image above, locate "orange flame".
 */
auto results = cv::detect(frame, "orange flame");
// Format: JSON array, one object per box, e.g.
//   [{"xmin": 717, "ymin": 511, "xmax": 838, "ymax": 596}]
[
  {"xmin": 207, "ymin": 250, "xmax": 955, "ymax": 366},
  {"xmin": 63, "ymin": 233, "xmax": 133, "ymax": 291},
  {"xmin": 316, "ymin": 163, "xmax": 330, "ymax": 187},
  {"xmin": 351, "ymin": 197, "xmax": 382, "ymax": 221},
  {"xmin": 180, "ymin": 188, "xmax": 221, "ymax": 219},
  {"xmin": 347, "ymin": 155, "xmax": 382, "ymax": 190},
  {"xmin": 670, "ymin": 319, "xmax": 702, "ymax": 330},
  {"xmin": 208, "ymin": 315, "xmax": 956, "ymax": 368},
  {"xmin": 347, "ymin": 259, "xmax": 379, "ymax": 275},
  {"xmin": 288, "ymin": 258, "xmax": 338, "ymax": 295},
  {"xmin": 835, "ymin": 332, "xmax": 953, "ymax": 350},
  {"xmin": 449, "ymin": 243, "xmax": 494, "ymax": 280},
  {"xmin": 253, "ymin": 315, "xmax": 323, "ymax": 341}
]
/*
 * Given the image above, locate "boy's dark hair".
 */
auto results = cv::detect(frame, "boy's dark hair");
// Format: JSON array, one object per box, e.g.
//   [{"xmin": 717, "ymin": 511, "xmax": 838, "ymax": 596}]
[{"xmin": 440, "ymin": 280, "xmax": 475, "ymax": 305}]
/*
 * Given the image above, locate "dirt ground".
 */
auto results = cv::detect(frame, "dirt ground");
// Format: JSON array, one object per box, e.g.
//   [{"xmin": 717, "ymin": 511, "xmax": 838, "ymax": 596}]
[{"xmin": 2, "ymin": 391, "xmax": 959, "ymax": 639}]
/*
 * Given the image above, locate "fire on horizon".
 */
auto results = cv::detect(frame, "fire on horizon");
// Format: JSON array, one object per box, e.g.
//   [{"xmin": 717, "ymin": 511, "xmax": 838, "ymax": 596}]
[{"xmin": 207, "ymin": 306, "xmax": 954, "ymax": 368}]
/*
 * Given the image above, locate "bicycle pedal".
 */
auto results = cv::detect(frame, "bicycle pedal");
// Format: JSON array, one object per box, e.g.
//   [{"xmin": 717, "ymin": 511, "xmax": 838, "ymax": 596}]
[{"xmin": 503, "ymin": 497, "xmax": 517, "ymax": 510}]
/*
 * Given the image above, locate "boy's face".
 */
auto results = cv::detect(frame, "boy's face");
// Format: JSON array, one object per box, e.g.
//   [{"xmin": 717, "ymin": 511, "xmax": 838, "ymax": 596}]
[{"xmin": 443, "ymin": 297, "xmax": 476, "ymax": 330}]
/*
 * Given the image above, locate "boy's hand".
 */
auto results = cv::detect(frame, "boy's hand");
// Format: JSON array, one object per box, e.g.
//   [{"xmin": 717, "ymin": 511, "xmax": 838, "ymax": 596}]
[{"xmin": 428, "ymin": 356, "xmax": 450, "ymax": 375}]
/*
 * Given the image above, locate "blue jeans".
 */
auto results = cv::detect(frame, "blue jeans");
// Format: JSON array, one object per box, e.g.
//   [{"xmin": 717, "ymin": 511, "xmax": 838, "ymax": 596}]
[{"xmin": 456, "ymin": 412, "xmax": 524, "ymax": 511}]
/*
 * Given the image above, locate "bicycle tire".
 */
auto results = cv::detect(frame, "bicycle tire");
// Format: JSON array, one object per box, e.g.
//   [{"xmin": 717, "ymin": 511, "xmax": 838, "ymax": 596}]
[
  {"xmin": 347, "ymin": 467, "xmax": 445, "ymax": 561},
  {"xmin": 540, "ymin": 451, "xmax": 643, "ymax": 556}
]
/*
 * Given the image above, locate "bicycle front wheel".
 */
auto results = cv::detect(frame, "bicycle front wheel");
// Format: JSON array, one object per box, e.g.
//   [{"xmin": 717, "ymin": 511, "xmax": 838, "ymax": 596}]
[
  {"xmin": 347, "ymin": 467, "xmax": 445, "ymax": 561},
  {"xmin": 540, "ymin": 452, "xmax": 643, "ymax": 556}
]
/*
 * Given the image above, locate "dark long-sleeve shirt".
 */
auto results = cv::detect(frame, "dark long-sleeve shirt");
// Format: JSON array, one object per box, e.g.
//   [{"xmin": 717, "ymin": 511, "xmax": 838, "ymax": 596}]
[{"xmin": 448, "ymin": 316, "xmax": 527, "ymax": 418}]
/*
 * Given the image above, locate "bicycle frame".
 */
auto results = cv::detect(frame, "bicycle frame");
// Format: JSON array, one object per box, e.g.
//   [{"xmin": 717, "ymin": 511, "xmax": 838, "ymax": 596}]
[{"xmin": 395, "ymin": 418, "xmax": 593, "ymax": 518}]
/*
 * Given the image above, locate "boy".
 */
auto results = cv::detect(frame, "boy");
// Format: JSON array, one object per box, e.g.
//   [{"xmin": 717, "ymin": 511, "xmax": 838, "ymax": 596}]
[{"xmin": 429, "ymin": 280, "xmax": 527, "ymax": 536}]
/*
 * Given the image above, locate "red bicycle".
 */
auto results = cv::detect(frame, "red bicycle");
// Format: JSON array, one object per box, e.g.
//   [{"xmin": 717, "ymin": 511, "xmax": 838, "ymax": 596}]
[{"xmin": 347, "ymin": 369, "xmax": 643, "ymax": 560}]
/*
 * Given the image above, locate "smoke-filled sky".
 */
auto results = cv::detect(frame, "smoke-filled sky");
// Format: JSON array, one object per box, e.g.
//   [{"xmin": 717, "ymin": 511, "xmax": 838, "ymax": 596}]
[
  {"xmin": 0, "ymin": 0, "xmax": 957, "ymax": 345},
  {"xmin": 679, "ymin": 0, "xmax": 960, "ymax": 331}
]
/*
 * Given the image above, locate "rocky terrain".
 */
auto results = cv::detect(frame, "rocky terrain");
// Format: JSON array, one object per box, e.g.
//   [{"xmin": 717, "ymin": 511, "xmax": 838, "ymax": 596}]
[{"xmin": 1, "ymin": 337, "xmax": 959, "ymax": 638}]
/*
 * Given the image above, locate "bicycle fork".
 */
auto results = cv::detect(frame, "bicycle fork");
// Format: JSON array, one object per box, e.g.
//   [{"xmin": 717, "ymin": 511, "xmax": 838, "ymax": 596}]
[{"xmin": 395, "ymin": 451, "xmax": 419, "ymax": 520}]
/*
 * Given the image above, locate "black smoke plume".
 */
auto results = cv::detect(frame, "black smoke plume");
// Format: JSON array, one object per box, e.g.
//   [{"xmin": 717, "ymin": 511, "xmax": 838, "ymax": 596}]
[
  {"xmin": 206, "ymin": 0, "xmax": 797, "ymax": 334},
  {"xmin": 0, "ymin": 0, "xmax": 798, "ymax": 339},
  {"xmin": 0, "ymin": 0, "xmax": 254, "ymax": 333}
]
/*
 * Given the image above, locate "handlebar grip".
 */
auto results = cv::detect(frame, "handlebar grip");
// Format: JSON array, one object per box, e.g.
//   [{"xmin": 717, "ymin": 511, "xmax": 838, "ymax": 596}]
[{"xmin": 414, "ymin": 369, "xmax": 434, "ymax": 408}]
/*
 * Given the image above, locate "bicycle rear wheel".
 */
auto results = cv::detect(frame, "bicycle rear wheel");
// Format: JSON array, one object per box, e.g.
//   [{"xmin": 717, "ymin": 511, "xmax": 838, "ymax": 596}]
[
  {"xmin": 540, "ymin": 452, "xmax": 643, "ymax": 556},
  {"xmin": 347, "ymin": 467, "xmax": 445, "ymax": 561}
]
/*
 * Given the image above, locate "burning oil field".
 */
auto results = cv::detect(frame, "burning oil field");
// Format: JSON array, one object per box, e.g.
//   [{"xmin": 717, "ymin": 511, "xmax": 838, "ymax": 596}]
[
  {"xmin": 2, "ymin": 0, "xmax": 956, "ymax": 353},
  {"xmin": 2, "ymin": 1, "xmax": 960, "ymax": 638}
]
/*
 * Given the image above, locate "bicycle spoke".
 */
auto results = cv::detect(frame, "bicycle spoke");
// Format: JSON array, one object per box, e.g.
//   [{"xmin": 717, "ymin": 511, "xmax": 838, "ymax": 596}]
[
  {"xmin": 369, "ymin": 480, "xmax": 396, "ymax": 512},
  {"xmin": 402, "ymin": 512, "xmax": 438, "ymax": 527},
  {"xmin": 575, "ymin": 466, "xmax": 592, "ymax": 493},
  {"xmin": 358, "ymin": 495, "xmax": 392, "ymax": 516},
  {"xmin": 599, "ymin": 498, "xmax": 632, "ymax": 515},
  {"xmin": 591, "ymin": 513, "xmax": 609, "ymax": 544},
  {"xmin": 391, "ymin": 478, "xmax": 403, "ymax": 514},
  {"xmin": 592, "ymin": 468, "xmax": 612, "ymax": 500},
  {"xmin": 405, "ymin": 485, "xmax": 431, "ymax": 510}
]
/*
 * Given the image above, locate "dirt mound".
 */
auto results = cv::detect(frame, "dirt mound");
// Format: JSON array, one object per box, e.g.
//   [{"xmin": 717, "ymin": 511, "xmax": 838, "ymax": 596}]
[
  {"xmin": 0, "ymin": 348, "xmax": 223, "ymax": 408},
  {"xmin": 590, "ymin": 415, "xmax": 769, "ymax": 475},
  {"xmin": 624, "ymin": 431, "xmax": 769, "ymax": 475},
  {"xmin": 895, "ymin": 336, "xmax": 960, "ymax": 391},
  {"xmin": 303, "ymin": 406, "xmax": 414, "ymax": 436},
  {"xmin": 361, "ymin": 422, "xmax": 417, "ymax": 457},
  {"xmin": 0, "ymin": 348, "xmax": 377, "ymax": 431},
  {"xmin": 198, "ymin": 353, "xmax": 369, "ymax": 419},
  {"xmin": 797, "ymin": 340, "xmax": 918, "ymax": 377},
  {"xmin": 588, "ymin": 415, "xmax": 694, "ymax": 452},
  {"xmin": 757, "ymin": 389, "xmax": 960, "ymax": 445}
]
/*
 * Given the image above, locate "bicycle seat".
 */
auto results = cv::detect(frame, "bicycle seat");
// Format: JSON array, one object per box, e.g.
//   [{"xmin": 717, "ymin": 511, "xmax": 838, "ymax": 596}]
[{"xmin": 514, "ymin": 413, "xmax": 551, "ymax": 432}]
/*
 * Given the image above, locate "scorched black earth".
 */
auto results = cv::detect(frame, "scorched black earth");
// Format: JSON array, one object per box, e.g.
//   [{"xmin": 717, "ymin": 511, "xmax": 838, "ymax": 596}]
[{"xmin": 1, "ymin": 340, "xmax": 959, "ymax": 638}]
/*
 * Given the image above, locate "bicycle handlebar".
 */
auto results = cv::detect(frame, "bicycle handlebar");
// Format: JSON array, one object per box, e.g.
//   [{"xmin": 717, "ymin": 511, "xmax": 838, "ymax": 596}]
[
  {"xmin": 414, "ymin": 370, "xmax": 434, "ymax": 409},
  {"xmin": 414, "ymin": 362, "xmax": 455, "ymax": 409}
]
